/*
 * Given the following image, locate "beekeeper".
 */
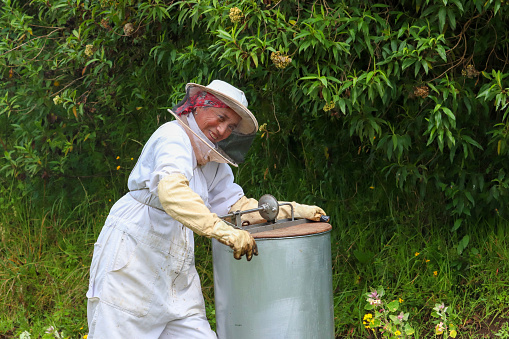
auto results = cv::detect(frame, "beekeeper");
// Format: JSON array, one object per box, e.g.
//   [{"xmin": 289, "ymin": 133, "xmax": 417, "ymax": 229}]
[{"xmin": 86, "ymin": 80, "xmax": 326, "ymax": 338}]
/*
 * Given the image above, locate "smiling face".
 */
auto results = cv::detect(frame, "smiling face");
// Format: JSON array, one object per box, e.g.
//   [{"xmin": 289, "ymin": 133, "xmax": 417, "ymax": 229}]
[{"xmin": 194, "ymin": 106, "xmax": 242, "ymax": 143}]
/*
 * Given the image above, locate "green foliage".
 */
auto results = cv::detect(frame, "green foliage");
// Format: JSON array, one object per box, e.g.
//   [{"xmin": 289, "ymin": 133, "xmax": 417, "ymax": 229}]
[
  {"xmin": 2, "ymin": 0, "xmax": 509, "ymax": 222},
  {"xmin": 2, "ymin": 179, "xmax": 509, "ymax": 337},
  {"xmin": 363, "ymin": 286, "xmax": 415, "ymax": 338},
  {"xmin": 431, "ymin": 303, "xmax": 459, "ymax": 338},
  {"xmin": 2, "ymin": 1, "xmax": 509, "ymax": 335}
]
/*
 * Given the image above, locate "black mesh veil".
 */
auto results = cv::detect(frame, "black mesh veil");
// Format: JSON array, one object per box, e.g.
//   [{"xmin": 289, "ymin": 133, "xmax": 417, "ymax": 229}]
[{"xmin": 217, "ymin": 132, "xmax": 255, "ymax": 164}]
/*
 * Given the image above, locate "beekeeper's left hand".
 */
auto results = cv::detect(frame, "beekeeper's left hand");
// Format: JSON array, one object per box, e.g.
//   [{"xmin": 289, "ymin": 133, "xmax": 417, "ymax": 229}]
[
  {"xmin": 289, "ymin": 202, "xmax": 326, "ymax": 221},
  {"xmin": 230, "ymin": 196, "xmax": 326, "ymax": 224}
]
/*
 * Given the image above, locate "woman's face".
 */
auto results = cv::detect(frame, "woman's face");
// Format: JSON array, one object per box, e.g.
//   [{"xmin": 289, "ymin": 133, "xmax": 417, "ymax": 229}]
[{"xmin": 194, "ymin": 106, "xmax": 241, "ymax": 142}]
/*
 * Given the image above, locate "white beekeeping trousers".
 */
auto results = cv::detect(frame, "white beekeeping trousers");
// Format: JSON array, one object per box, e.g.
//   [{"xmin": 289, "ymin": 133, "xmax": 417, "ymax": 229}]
[{"xmin": 86, "ymin": 193, "xmax": 217, "ymax": 339}]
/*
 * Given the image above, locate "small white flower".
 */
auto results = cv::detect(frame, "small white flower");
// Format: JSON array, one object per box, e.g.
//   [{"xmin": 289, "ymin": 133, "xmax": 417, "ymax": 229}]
[
  {"xmin": 367, "ymin": 297, "xmax": 381, "ymax": 306},
  {"xmin": 85, "ymin": 44, "xmax": 94, "ymax": 57},
  {"xmin": 53, "ymin": 95, "xmax": 63, "ymax": 105}
]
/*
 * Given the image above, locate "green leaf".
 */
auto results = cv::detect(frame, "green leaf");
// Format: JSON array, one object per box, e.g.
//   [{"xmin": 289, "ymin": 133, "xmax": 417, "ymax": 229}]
[
  {"xmin": 441, "ymin": 107, "xmax": 456, "ymax": 121},
  {"xmin": 387, "ymin": 300, "xmax": 399, "ymax": 312},
  {"xmin": 353, "ymin": 249, "xmax": 374, "ymax": 264},
  {"xmin": 422, "ymin": 60, "xmax": 429, "ymax": 74},
  {"xmin": 457, "ymin": 234, "xmax": 470, "ymax": 255},
  {"xmin": 452, "ymin": 0, "xmax": 464, "ymax": 12},
  {"xmin": 437, "ymin": 45, "xmax": 447, "ymax": 62},
  {"xmin": 494, "ymin": 1, "xmax": 501, "ymax": 15},
  {"xmin": 402, "ymin": 58, "xmax": 415, "ymax": 70},
  {"xmin": 366, "ymin": 71, "xmax": 375, "ymax": 83},
  {"xmin": 438, "ymin": 7, "xmax": 446, "ymax": 32},
  {"xmin": 217, "ymin": 29, "xmax": 232, "ymax": 40},
  {"xmin": 462, "ymin": 135, "xmax": 483, "ymax": 150},
  {"xmin": 338, "ymin": 99, "xmax": 346, "ymax": 114},
  {"xmin": 447, "ymin": 8, "xmax": 456, "ymax": 30},
  {"xmin": 404, "ymin": 323, "xmax": 415, "ymax": 335},
  {"xmin": 451, "ymin": 218, "xmax": 463, "ymax": 232},
  {"xmin": 251, "ymin": 53, "xmax": 258, "ymax": 67}
]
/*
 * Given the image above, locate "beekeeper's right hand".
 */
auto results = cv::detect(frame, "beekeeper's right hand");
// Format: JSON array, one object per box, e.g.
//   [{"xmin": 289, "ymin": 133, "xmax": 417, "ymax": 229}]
[
  {"xmin": 158, "ymin": 173, "xmax": 258, "ymax": 261},
  {"xmin": 211, "ymin": 219, "xmax": 258, "ymax": 260}
]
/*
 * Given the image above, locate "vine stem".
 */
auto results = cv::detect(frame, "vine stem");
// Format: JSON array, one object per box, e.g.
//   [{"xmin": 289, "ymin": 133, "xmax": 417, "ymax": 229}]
[{"xmin": 0, "ymin": 28, "xmax": 62, "ymax": 57}]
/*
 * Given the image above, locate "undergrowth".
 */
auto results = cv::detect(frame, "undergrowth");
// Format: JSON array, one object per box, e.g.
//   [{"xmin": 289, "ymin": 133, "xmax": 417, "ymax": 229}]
[{"xmin": 0, "ymin": 173, "xmax": 508, "ymax": 339}]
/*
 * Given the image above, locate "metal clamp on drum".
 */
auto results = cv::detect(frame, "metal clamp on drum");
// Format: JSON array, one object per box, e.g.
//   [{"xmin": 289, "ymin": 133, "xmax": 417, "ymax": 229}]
[{"xmin": 213, "ymin": 194, "xmax": 334, "ymax": 339}]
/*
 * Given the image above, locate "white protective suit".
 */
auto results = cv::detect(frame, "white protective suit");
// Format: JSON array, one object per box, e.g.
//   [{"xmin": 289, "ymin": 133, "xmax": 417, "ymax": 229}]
[{"xmin": 86, "ymin": 114, "xmax": 244, "ymax": 338}]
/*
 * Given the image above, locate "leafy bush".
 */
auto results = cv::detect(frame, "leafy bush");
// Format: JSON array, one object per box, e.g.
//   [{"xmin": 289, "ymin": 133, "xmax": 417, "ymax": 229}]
[{"xmin": 2, "ymin": 0, "xmax": 509, "ymax": 221}]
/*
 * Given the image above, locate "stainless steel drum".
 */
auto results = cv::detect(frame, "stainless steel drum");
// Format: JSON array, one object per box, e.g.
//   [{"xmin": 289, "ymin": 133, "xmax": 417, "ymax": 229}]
[{"xmin": 212, "ymin": 218, "xmax": 334, "ymax": 339}]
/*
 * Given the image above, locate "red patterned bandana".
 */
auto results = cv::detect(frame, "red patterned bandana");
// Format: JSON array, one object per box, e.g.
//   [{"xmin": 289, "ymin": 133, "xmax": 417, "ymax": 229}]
[{"xmin": 175, "ymin": 91, "xmax": 229, "ymax": 116}]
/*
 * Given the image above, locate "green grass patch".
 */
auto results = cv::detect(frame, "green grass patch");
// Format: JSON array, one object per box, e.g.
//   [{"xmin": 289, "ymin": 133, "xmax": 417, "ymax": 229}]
[{"xmin": 1, "ymin": 181, "xmax": 508, "ymax": 338}]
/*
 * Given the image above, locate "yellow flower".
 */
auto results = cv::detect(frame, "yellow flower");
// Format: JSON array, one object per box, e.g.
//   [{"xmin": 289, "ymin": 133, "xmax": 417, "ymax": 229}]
[
  {"xmin": 435, "ymin": 322, "xmax": 444, "ymax": 335},
  {"xmin": 84, "ymin": 335, "xmax": 88, "ymax": 339},
  {"xmin": 426, "ymin": 259, "xmax": 430, "ymax": 263},
  {"xmin": 399, "ymin": 298, "xmax": 404, "ymax": 303},
  {"xmin": 323, "ymin": 101, "xmax": 335, "ymax": 112},
  {"xmin": 362, "ymin": 313, "xmax": 374, "ymax": 328},
  {"xmin": 130, "ymin": 157, "xmax": 133, "ymax": 160},
  {"xmin": 116, "ymin": 156, "xmax": 120, "ymax": 159},
  {"xmin": 433, "ymin": 270, "xmax": 438, "ymax": 276},
  {"xmin": 116, "ymin": 165, "xmax": 121, "ymax": 170},
  {"xmin": 369, "ymin": 186, "xmax": 375, "ymax": 189},
  {"xmin": 415, "ymin": 252, "xmax": 420, "ymax": 256},
  {"xmin": 395, "ymin": 330, "xmax": 401, "ymax": 336}
]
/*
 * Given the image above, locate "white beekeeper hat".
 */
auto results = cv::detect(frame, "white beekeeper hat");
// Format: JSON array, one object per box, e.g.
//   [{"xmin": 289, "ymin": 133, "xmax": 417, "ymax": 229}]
[{"xmin": 185, "ymin": 80, "xmax": 258, "ymax": 135}]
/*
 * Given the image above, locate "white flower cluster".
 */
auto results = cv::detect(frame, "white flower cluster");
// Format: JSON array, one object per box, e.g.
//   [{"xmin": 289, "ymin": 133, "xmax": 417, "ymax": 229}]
[
  {"xmin": 270, "ymin": 51, "xmax": 292, "ymax": 69},
  {"xmin": 229, "ymin": 7, "xmax": 243, "ymax": 23},
  {"xmin": 124, "ymin": 23, "xmax": 134, "ymax": 36},
  {"xmin": 85, "ymin": 44, "xmax": 94, "ymax": 57}
]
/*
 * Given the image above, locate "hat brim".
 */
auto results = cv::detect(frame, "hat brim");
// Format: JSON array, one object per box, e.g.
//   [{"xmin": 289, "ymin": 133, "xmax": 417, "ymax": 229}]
[{"xmin": 186, "ymin": 83, "xmax": 258, "ymax": 135}]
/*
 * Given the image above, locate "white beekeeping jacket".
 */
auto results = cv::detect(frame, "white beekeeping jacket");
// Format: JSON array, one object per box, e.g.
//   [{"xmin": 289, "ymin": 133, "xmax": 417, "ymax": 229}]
[{"xmin": 126, "ymin": 116, "xmax": 244, "ymax": 237}]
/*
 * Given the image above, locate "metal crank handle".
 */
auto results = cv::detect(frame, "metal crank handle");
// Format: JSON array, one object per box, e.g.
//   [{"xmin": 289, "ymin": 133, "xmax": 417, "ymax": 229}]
[{"xmin": 320, "ymin": 215, "xmax": 330, "ymax": 223}]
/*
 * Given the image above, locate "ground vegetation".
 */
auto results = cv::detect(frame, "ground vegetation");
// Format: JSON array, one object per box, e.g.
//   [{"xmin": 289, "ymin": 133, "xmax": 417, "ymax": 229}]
[{"xmin": 1, "ymin": 0, "xmax": 509, "ymax": 337}]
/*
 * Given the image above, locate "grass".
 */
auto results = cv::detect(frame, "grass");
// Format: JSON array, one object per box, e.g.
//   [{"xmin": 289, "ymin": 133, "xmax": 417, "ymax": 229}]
[{"xmin": 0, "ymin": 175, "xmax": 508, "ymax": 339}]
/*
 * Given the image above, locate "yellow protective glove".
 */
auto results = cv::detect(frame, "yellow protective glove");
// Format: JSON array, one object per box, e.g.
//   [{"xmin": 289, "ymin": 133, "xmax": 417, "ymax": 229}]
[
  {"xmin": 230, "ymin": 196, "xmax": 326, "ymax": 225},
  {"xmin": 158, "ymin": 173, "xmax": 258, "ymax": 261},
  {"xmin": 278, "ymin": 202, "xmax": 326, "ymax": 221}
]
